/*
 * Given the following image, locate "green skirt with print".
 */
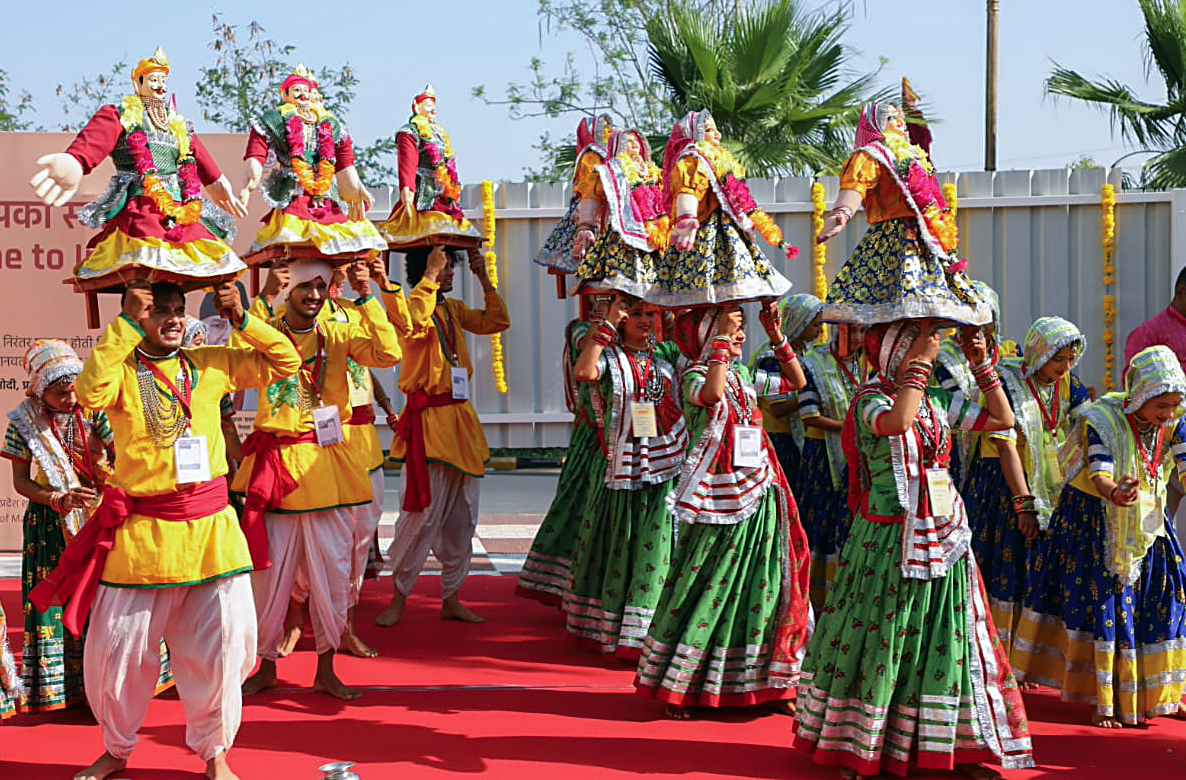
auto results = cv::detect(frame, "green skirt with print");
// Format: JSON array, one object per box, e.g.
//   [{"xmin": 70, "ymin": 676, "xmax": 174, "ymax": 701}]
[{"xmin": 563, "ymin": 476, "xmax": 674, "ymax": 658}]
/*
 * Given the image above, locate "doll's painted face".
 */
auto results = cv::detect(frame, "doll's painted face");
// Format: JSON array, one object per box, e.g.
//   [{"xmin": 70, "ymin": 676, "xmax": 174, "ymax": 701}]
[
  {"xmin": 1035, "ymin": 345, "xmax": 1077, "ymax": 385},
  {"xmin": 883, "ymin": 105, "xmax": 907, "ymax": 137},
  {"xmin": 703, "ymin": 118, "xmax": 722, "ymax": 147},
  {"xmin": 284, "ymin": 83, "xmax": 312, "ymax": 109},
  {"xmin": 415, "ymin": 97, "xmax": 437, "ymax": 121},
  {"xmin": 136, "ymin": 70, "xmax": 168, "ymax": 100},
  {"xmin": 310, "ymin": 86, "xmax": 324, "ymax": 106},
  {"xmin": 625, "ymin": 133, "xmax": 642, "ymax": 160},
  {"xmin": 1135, "ymin": 391, "xmax": 1183, "ymax": 427}
]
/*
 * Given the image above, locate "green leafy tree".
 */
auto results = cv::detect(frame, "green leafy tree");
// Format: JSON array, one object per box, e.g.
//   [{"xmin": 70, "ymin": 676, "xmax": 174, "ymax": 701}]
[
  {"xmin": 52, "ymin": 59, "xmax": 127, "ymax": 131},
  {"xmin": 0, "ymin": 69, "xmax": 34, "ymax": 130},
  {"xmin": 1046, "ymin": 0, "xmax": 1186, "ymax": 188},
  {"xmin": 647, "ymin": 0, "xmax": 880, "ymax": 177}
]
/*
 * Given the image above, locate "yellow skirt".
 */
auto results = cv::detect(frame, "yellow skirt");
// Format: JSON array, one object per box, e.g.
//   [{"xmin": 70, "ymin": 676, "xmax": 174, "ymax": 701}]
[
  {"xmin": 250, "ymin": 209, "xmax": 387, "ymax": 255},
  {"xmin": 75, "ymin": 231, "xmax": 245, "ymax": 282},
  {"xmin": 377, "ymin": 203, "xmax": 483, "ymax": 249},
  {"xmin": 100, "ymin": 505, "xmax": 251, "ymax": 587}
]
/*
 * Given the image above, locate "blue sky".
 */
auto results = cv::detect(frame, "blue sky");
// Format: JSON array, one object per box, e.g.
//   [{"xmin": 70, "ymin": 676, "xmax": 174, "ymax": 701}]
[{"xmin": 0, "ymin": 1, "xmax": 1154, "ymax": 180}]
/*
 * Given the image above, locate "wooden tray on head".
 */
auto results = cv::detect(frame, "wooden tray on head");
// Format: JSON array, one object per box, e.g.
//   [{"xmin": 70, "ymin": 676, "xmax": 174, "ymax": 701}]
[
  {"xmin": 66, "ymin": 266, "xmax": 243, "ymax": 330},
  {"xmin": 384, "ymin": 232, "xmax": 485, "ymax": 252},
  {"xmin": 241, "ymin": 243, "xmax": 374, "ymax": 297}
]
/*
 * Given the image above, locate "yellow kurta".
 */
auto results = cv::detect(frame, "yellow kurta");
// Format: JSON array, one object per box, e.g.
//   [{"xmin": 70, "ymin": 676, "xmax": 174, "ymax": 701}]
[
  {"xmin": 231, "ymin": 291, "xmax": 402, "ymax": 511},
  {"xmin": 387, "ymin": 278, "xmax": 510, "ymax": 477},
  {"xmin": 839, "ymin": 150, "xmax": 914, "ymax": 223},
  {"xmin": 669, "ymin": 155, "xmax": 720, "ymax": 224},
  {"xmin": 76, "ymin": 312, "xmax": 302, "ymax": 587},
  {"xmin": 324, "ymin": 296, "xmax": 395, "ymax": 473},
  {"xmin": 572, "ymin": 149, "xmax": 605, "ymax": 201}
]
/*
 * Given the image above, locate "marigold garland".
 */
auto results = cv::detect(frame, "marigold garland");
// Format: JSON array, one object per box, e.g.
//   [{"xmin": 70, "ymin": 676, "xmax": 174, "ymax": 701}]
[
  {"xmin": 413, "ymin": 114, "xmax": 462, "ymax": 203},
  {"xmin": 120, "ymin": 94, "xmax": 203, "ymax": 229},
  {"xmin": 811, "ymin": 182, "xmax": 829, "ymax": 343},
  {"xmin": 1101, "ymin": 183, "xmax": 1117, "ymax": 390},
  {"xmin": 481, "ymin": 179, "xmax": 508, "ymax": 393},
  {"xmin": 942, "ymin": 182, "xmax": 958, "ymax": 218}
]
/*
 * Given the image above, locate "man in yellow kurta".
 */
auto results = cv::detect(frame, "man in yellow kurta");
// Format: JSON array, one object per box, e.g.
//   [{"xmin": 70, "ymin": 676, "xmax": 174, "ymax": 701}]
[
  {"xmin": 375, "ymin": 245, "xmax": 510, "ymax": 627},
  {"xmin": 234, "ymin": 259, "xmax": 400, "ymax": 701},
  {"xmin": 31, "ymin": 280, "xmax": 300, "ymax": 780}
]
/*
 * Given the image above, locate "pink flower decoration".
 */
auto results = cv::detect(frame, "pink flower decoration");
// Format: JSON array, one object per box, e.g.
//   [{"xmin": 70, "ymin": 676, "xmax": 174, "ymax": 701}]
[
  {"xmin": 424, "ymin": 141, "xmax": 442, "ymax": 166},
  {"xmin": 316, "ymin": 121, "xmax": 335, "ymax": 162},
  {"xmin": 631, "ymin": 183, "xmax": 663, "ymax": 221},
  {"xmin": 444, "ymin": 157, "xmax": 458, "ymax": 181},
  {"xmin": 785, "ymin": 244, "xmax": 800, "ymax": 260},
  {"xmin": 126, "ymin": 130, "xmax": 155, "ymax": 175},
  {"xmin": 946, "ymin": 258, "xmax": 968, "ymax": 273},
  {"xmin": 285, "ymin": 115, "xmax": 305, "ymax": 157},
  {"xmin": 906, "ymin": 161, "xmax": 942, "ymax": 208},
  {"xmin": 177, "ymin": 161, "xmax": 201, "ymax": 201},
  {"xmin": 720, "ymin": 173, "xmax": 757, "ymax": 214}
]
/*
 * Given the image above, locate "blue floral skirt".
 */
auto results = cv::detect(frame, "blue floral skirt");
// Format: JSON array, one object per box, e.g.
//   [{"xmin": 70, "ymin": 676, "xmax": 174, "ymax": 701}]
[
  {"xmin": 824, "ymin": 218, "xmax": 988, "ymax": 326},
  {"xmin": 963, "ymin": 456, "xmax": 1036, "ymax": 652},
  {"xmin": 1013, "ymin": 484, "xmax": 1186, "ymax": 724},
  {"xmin": 533, "ymin": 200, "xmax": 581, "ymax": 272},
  {"xmin": 768, "ymin": 431, "xmax": 801, "ymax": 500},
  {"xmin": 649, "ymin": 209, "xmax": 790, "ymax": 307},
  {"xmin": 796, "ymin": 437, "xmax": 850, "ymax": 609},
  {"xmin": 572, "ymin": 230, "xmax": 659, "ymax": 299}
]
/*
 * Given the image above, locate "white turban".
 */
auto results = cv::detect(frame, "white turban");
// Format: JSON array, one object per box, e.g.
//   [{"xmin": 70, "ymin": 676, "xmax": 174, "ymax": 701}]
[{"xmin": 280, "ymin": 260, "xmax": 333, "ymax": 303}]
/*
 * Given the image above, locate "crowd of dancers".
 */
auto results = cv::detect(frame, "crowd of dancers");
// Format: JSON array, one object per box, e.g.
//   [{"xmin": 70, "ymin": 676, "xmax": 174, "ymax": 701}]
[{"xmin": 0, "ymin": 49, "xmax": 1183, "ymax": 780}]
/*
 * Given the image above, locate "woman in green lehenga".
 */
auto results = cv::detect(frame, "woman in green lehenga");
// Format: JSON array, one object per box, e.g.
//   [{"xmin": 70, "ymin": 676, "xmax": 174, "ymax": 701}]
[
  {"xmin": 0, "ymin": 599, "xmax": 21, "ymax": 719},
  {"xmin": 563, "ymin": 293, "xmax": 686, "ymax": 658},
  {"xmin": 794, "ymin": 320, "xmax": 1033, "ymax": 779}
]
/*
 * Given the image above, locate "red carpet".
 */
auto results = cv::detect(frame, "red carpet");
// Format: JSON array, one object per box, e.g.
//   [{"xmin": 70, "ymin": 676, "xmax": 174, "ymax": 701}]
[{"xmin": 2, "ymin": 576, "xmax": 1185, "ymax": 779}]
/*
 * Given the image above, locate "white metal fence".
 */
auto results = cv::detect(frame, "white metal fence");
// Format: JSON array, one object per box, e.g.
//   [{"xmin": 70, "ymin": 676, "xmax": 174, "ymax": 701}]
[{"xmin": 368, "ymin": 167, "xmax": 1178, "ymax": 448}]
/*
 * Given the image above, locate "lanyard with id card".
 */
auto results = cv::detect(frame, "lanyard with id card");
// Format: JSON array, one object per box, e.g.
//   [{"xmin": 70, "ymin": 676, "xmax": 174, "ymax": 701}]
[
  {"xmin": 631, "ymin": 401, "xmax": 658, "ymax": 438},
  {"xmin": 313, "ymin": 404, "xmax": 344, "ymax": 446},
  {"xmin": 733, "ymin": 425, "xmax": 763, "ymax": 468},
  {"xmin": 925, "ymin": 468, "xmax": 955, "ymax": 517},
  {"xmin": 451, "ymin": 367, "xmax": 470, "ymax": 400},
  {"xmin": 174, "ymin": 432, "xmax": 211, "ymax": 484}
]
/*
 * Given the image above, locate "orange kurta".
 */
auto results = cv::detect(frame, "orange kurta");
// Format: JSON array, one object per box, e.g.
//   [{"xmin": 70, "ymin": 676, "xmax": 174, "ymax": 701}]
[
  {"xmin": 668, "ymin": 155, "xmax": 721, "ymax": 224},
  {"xmin": 838, "ymin": 150, "xmax": 914, "ymax": 223},
  {"xmin": 387, "ymin": 278, "xmax": 510, "ymax": 477}
]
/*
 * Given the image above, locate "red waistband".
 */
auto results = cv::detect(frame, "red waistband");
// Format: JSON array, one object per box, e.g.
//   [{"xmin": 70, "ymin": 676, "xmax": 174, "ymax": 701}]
[
  {"xmin": 348, "ymin": 405, "xmax": 376, "ymax": 425},
  {"xmin": 395, "ymin": 390, "xmax": 465, "ymax": 512}
]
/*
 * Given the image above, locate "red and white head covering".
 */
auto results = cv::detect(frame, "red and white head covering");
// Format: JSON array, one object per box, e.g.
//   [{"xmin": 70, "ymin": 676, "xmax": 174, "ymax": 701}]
[
  {"xmin": 23, "ymin": 340, "xmax": 83, "ymax": 398},
  {"xmin": 863, "ymin": 319, "xmax": 923, "ymax": 380},
  {"xmin": 661, "ymin": 110, "xmax": 714, "ymax": 212},
  {"xmin": 607, "ymin": 128, "xmax": 652, "ymax": 162},
  {"xmin": 853, "ymin": 99, "xmax": 897, "ymax": 150},
  {"xmin": 673, "ymin": 306, "xmax": 724, "ymax": 362}
]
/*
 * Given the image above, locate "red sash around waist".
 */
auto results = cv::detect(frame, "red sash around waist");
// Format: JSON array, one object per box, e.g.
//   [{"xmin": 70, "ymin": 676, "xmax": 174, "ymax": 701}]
[
  {"xmin": 239, "ymin": 429, "xmax": 320, "ymax": 570},
  {"xmin": 347, "ymin": 405, "xmax": 376, "ymax": 425},
  {"xmin": 28, "ymin": 476, "xmax": 231, "ymax": 637},
  {"xmin": 394, "ymin": 389, "xmax": 464, "ymax": 512}
]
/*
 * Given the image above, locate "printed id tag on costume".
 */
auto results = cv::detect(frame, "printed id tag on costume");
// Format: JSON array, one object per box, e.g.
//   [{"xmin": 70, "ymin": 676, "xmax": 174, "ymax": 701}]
[
  {"xmin": 173, "ymin": 434, "xmax": 211, "ymax": 485},
  {"xmin": 1138, "ymin": 489, "xmax": 1164, "ymax": 534},
  {"xmin": 313, "ymin": 404, "xmax": 344, "ymax": 446},
  {"xmin": 733, "ymin": 425, "xmax": 763, "ymax": 468},
  {"xmin": 631, "ymin": 401, "xmax": 658, "ymax": 438},
  {"xmin": 451, "ymin": 367, "xmax": 471, "ymax": 400},
  {"xmin": 926, "ymin": 468, "xmax": 955, "ymax": 517}
]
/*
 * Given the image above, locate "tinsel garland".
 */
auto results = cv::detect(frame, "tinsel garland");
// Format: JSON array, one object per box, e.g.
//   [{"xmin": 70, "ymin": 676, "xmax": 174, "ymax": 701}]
[
  {"xmin": 481, "ymin": 180, "xmax": 508, "ymax": 393},
  {"xmin": 1101, "ymin": 183, "xmax": 1117, "ymax": 390},
  {"xmin": 810, "ymin": 182, "xmax": 829, "ymax": 342}
]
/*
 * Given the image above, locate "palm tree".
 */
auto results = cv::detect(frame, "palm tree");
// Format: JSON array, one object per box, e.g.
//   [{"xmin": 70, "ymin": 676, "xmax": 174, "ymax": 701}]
[
  {"xmin": 645, "ymin": 0, "xmax": 881, "ymax": 177},
  {"xmin": 1046, "ymin": 0, "xmax": 1186, "ymax": 188}
]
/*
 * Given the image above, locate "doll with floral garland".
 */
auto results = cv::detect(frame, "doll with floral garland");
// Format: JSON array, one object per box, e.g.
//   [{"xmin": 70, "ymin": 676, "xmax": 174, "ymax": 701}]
[
  {"xmin": 29, "ymin": 47, "xmax": 247, "ymax": 289},
  {"xmin": 534, "ymin": 114, "xmax": 613, "ymax": 274},
  {"xmin": 817, "ymin": 78, "xmax": 989, "ymax": 326},
  {"xmin": 239, "ymin": 65, "xmax": 386, "ymax": 259},
  {"xmin": 570, "ymin": 128, "xmax": 669, "ymax": 298},
  {"xmin": 647, "ymin": 110, "xmax": 794, "ymax": 308},
  {"xmin": 377, "ymin": 85, "xmax": 483, "ymax": 250}
]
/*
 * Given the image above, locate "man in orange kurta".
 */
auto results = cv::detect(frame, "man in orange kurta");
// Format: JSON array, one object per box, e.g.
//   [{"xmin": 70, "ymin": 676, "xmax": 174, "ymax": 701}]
[{"xmin": 376, "ymin": 245, "xmax": 510, "ymax": 626}]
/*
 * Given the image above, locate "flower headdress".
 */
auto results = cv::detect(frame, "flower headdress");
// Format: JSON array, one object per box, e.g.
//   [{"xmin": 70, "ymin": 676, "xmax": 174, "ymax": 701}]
[{"xmin": 132, "ymin": 46, "xmax": 169, "ymax": 81}]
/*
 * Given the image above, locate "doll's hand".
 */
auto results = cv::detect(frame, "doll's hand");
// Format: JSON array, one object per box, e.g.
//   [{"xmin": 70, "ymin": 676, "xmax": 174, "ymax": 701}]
[{"xmin": 31, "ymin": 153, "xmax": 84, "ymax": 207}]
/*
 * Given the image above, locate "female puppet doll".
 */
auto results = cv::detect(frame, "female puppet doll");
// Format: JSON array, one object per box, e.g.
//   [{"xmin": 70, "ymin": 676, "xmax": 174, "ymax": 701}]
[
  {"xmin": 570, "ymin": 128, "xmax": 668, "ymax": 297},
  {"xmin": 794, "ymin": 319, "xmax": 1034, "ymax": 778},
  {"xmin": 1013, "ymin": 345, "xmax": 1186, "ymax": 728},
  {"xmin": 563, "ymin": 293, "xmax": 687, "ymax": 656},
  {"xmin": 648, "ymin": 110, "xmax": 793, "ymax": 307},
  {"xmin": 29, "ymin": 47, "xmax": 247, "ymax": 287},
  {"xmin": 534, "ymin": 116, "xmax": 613, "ymax": 273},
  {"xmin": 963, "ymin": 316, "xmax": 1089, "ymax": 652},
  {"xmin": 239, "ymin": 65, "xmax": 385, "ymax": 257},
  {"xmin": 635, "ymin": 304, "xmax": 811, "ymax": 718},
  {"xmin": 816, "ymin": 83, "xmax": 988, "ymax": 326},
  {"xmin": 377, "ymin": 85, "xmax": 484, "ymax": 249}
]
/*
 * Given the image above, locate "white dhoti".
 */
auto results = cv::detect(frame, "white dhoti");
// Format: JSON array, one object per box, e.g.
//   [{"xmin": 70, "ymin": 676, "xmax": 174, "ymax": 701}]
[
  {"xmin": 253, "ymin": 507, "xmax": 353, "ymax": 659},
  {"xmin": 387, "ymin": 463, "xmax": 480, "ymax": 599},
  {"xmin": 84, "ymin": 574, "xmax": 256, "ymax": 761},
  {"xmin": 349, "ymin": 468, "xmax": 386, "ymax": 606}
]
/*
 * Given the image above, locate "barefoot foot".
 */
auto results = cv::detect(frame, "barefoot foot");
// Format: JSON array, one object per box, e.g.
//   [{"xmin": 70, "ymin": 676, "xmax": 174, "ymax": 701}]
[
  {"xmin": 1091, "ymin": 712, "xmax": 1122, "ymax": 729},
  {"xmin": 206, "ymin": 750, "xmax": 239, "ymax": 780},
  {"xmin": 375, "ymin": 592, "xmax": 407, "ymax": 627},
  {"xmin": 1021, "ymin": 680, "xmax": 1040, "ymax": 690},
  {"xmin": 1172, "ymin": 702, "xmax": 1186, "ymax": 720},
  {"xmin": 277, "ymin": 625, "xmax": 302, "ymax": 658},
  {"xmin": 665, "ymin": 703, "xmax": 692, "ymax": 720},
  {"xmin": 73, "ymin": 752, "xmax": 126, "ymax": 780},
  {"xmin": 339, "ymin": 626, "xmax": 378, "ymax": 658},
  {"xmin": 312, "ymin": 652, "xmax": 361, "ymax": 701},
  {"xmin": 241, "ymin": 661, "xmax": 278, "ymax": 697},
  {"xmin": 838, "ymin": 768, "xmax": 865, "ymax": 780},
  {"xmin": 956, "ymin": 763, "xmax": 1001, "ymax": 780},
  {"xmin": 769, "ymin": 699, "xmax": 797, "ymax": 717},
  {"xmin": 441, "ymin": 594, "xmax": 485, "ymax": 623}
]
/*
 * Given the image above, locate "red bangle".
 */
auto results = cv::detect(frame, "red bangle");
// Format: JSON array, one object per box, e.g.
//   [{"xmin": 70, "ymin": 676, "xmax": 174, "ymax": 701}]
[
  {"xmin": 675, "ymin": 216, "xmax": 699, "ymax": 229},
  {"xmin": 708, "ymin": 347, "xmax": 731, "ymax": 364},
  {"xmin": 772, "ymin": 339, "xmax": 795, "ymax": 363}
]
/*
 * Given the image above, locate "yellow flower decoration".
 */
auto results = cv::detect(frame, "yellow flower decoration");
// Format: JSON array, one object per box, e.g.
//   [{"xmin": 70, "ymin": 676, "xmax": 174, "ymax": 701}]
[
  {"xmin": 811, "ymin": 181, "xmax": 829, "ymax": 343},
  {"xmin": 942, "ymin": 182, "xmax": 957, "ymax": 218},
  {"xmin": 1101, "ymin": 183, "xmax": 1117, "ymax": 390},
  {"xmin": 481, "ymin": 180, "xmax": 508, "ymax": 393}
]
